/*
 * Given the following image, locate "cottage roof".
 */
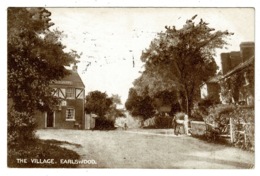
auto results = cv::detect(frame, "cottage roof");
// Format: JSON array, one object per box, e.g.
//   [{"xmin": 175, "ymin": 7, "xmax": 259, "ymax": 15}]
[
  {"xmin": 52, "ymin": 70, "xmax": 85, "ymax": 88},
  {"xmin": 222, "ymin": 55, "xmax": 254, "ymax": 79},
  {"xmin": 206, "ymin": 75, "xmax": 222, "ymax": 83},
  {"xmin": 199, "ymin": 75, "xmax": 221, "ymax": 88}
]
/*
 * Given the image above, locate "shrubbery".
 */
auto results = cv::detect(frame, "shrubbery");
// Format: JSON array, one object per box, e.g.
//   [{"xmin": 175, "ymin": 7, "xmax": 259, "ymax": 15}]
[
  {"xmin": 204, "ymin": 104, "xmax": 254, "ymax": 151},
  {"xmin": 94, "ymin": 118, "xmax": 116, "ymax": 130},
  {"xmin": 8, "ymin": 108, "xmax": 36, "ymax": 147},
  {"xmin": 154, "ymin": 114, "xmax": 173, "ymax": 129},
  {"xmin": 191, "ymin": 96, "xmax": 220, "ymax": 121},
  {"xmin": 143, "ymin": 113, "xmax": 173, "ymax": 129}
]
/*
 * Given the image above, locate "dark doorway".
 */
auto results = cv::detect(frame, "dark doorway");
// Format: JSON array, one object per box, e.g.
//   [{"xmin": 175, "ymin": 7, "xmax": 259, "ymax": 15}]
[{"xmin": 46, "ymin": 111, "xmax": 54, "ymax": 128}]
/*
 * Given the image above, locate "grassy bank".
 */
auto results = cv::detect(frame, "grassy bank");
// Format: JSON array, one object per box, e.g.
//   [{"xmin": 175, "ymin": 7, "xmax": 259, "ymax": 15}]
[{"xmin": 8, "ymin": 139, "xmax": 81, "ymax": 168}]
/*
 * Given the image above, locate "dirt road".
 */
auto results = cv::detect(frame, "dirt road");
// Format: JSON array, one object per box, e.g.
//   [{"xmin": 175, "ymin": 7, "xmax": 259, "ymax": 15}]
[{"xmin": 36, "ymin": 129, "xmax": 254, "ymax": 169}]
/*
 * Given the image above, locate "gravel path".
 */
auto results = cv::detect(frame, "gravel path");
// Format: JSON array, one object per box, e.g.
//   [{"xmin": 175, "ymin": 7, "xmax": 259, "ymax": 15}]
[{"xmin": 36, "ymin": 129, "xmax": 254, "ymax": 169}]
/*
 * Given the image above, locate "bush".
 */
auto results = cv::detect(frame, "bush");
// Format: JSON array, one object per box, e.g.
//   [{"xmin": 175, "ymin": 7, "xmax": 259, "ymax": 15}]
[
  {"xmin": 230, "ymin": 106, "xmax": 254, "ymax": 150},
  {"xmin": 154, "ymin": 114, "xmax": 173, "ymax": 128},
  {"xmin": 191, "ymin": 96, "xmax": 220, "ymax": 121},
  {"xmin": 205, "ymin": 104, "xmax": 235, "ymax": 124},
  {"xmin": 190, "ymin": 109, "xmax": 204, "ymax": 121},
  {"xmin": 8, "ymin": 108, "xmax": 36, "ymax": 147},
  {"xmin": 204, "ymin": 104, "xmax": 254, "ymax": 151},
  {"xmin": 94, "ymin": 118, "xmax": 116, "ymax": 130}
]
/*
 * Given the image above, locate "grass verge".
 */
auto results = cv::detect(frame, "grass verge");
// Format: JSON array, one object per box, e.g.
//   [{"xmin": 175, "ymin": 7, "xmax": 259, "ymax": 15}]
[{"xmin": 8, "ymin": 139, "xmax": 81, "ymax": 168}]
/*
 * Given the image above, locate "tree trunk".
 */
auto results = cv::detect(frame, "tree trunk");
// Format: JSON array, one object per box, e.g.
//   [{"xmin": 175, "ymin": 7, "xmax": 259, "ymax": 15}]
[{"xmin": 183, "ymin": 86, "xmax": 189, "ymax": 115}]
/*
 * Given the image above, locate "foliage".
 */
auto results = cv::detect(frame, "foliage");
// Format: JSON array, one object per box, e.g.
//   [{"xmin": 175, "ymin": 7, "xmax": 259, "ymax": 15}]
[
  {"xmin": 111, "ymin": 94, "xmax": 122, "ymax": 105},
  {"xmin": 205, "ymin": 104, "xmax": 235, "ymax": 125},
  {"xmin": 136, "ymin": 15, "xmax": 233, "ymax": 115},
  {"xmin": 8, "ymin": 8, "xmax": 78, "ymax": 113},
  {"xmin": 106, "ymin": 94, "xmax": 125, "ymax": 121},
  {"xmin": 94, "ymin": 118, "xmax": 116, "ymax": 130},
  {"xmin": 191, "ymin": 95, "xmax": 221, "ymax": 121},
  {"xmin": 8, "ymin": 108, "xmax": 36, "ymax": 147},
  {"xmin": 154, "ymin": 114, "xmax": 173, "ymax": 129},
  {"xmin": 125, "ymin": 88, "xmax": 155, "ymax": 120},
  {"xmin": 204, "ymin": 104, "xmax": 254, "ymax": 150},
  {"xmin": 125, "ymin": 88, "xmax": 182, "ymax": 123},
  {"xmin": 85, "ymin": 91, "xmax": 124, "ymax": 129},
  {"xmin": 8, "ymin": 8, "xmax": 79, "ymax": 147},
  {"xmin": 219, "ymin": 63, "xmax": 254, "ymax": 104},
  {"xmin": 198, "ymin": 95, "xmax": 219, "ymax": 108},
  {"xmin": 153, "ymin": 90, "xmax": 181, "ymax": 115},
  {"xmin": 133, "ymin": 63, "xmax": 181, "ymax": 98},
  {"xmin": 230, "ymin": 106, "xmax": 254, "ymax": 150},
  {"xmin": 85, "ymin": 91, "xmax": 113, "ymax": 117}
]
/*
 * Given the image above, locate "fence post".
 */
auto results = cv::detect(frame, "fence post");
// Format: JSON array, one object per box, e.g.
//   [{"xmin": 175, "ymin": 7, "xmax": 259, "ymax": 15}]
[{"xmin": 230, "ymin": 117, "xmax": 233, "ymax": 143}]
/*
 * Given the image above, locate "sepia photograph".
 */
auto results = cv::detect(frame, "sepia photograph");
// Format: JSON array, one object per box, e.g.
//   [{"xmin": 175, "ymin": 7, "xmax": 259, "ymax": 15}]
[{"xmin": 4, "ymin": 1, "xmax": 257, "ymax": 174}]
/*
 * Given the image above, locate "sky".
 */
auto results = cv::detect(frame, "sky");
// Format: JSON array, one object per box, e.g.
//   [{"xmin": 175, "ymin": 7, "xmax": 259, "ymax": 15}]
[{"xmin": 47, "ymin": 8, "xmax": 254, "ymax": 104}]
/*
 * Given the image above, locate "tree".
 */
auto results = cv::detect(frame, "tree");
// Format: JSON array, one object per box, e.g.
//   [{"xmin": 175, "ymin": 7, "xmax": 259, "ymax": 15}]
[
  {"xmin": 107, "ymin": 94, "xmax": 125, "ymax": 120},
  {"xmin": 85, "ymin": 91, "xmax": 113, "ymax": 117},
  {"xmin": 137, "ymin": 15, "xmax": 233, "ymax": 115},
  {"xmin": 85, "ymin": 91, "xmax": 125, "ymax": 129},
  {"xmin": 125, "ymin": 88, "xmax": 155, "ymax": 120},
  {"xmin": 8, "ymin": 8, "xmax": 79, "ymax": 145}
]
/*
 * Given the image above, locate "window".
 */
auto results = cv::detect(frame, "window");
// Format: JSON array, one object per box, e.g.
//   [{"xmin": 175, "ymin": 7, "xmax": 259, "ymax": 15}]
[
  {"xmin": 66, "ymin": 88, "xmax": 75, "ymax": 99},
  {"xmin": 66, "ymin": 108, "xmax": 75, "ymax": 121},
  {"xmin": 53, "ymin": 88, "xmax": 65, "ymax": 98}
]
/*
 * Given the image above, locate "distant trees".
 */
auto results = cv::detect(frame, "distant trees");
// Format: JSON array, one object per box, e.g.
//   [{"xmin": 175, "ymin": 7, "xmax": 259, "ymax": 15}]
[
  {"xmin": 85, "ymin": 91, "xmax": 125, "ymax": 129},
  {"xmin": 8, "ymin": 8, "xmax": 79, "ymax": 146},
  {"xmin": 125, "ymin": 88, "xmax": 155, "ymax": 120},
  {"xmin": 125, "ymin": 88, "xmax": 181, "ymax": 121},
  {"xmin": 133, "ymin": 15, "xmax": 233, "ymax": 116}
]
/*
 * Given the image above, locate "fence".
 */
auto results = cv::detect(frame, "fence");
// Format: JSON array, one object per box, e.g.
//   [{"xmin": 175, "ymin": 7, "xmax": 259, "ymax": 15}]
[{"xmin": 191, "ymin": 118, "xmax": 253, "ymax": 149}]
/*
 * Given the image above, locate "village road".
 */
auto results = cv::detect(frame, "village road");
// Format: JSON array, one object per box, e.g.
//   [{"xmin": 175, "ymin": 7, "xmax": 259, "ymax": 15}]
[{"xmin": 36, "ymin": 129, "xmax": 254, "ymax": 169}]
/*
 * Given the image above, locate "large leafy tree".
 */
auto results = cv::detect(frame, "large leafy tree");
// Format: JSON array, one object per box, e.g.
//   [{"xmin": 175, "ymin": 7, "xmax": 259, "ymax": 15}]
[
  {"xmin": 8, "ymin": 8, "xmax": 78, "ymax": 145},
  {"xmin": 8, "ymin": 8, "xmax": 78, "ymax": 112},
  {"xmin": 136, "ymin": 15, "xmax": 233, "ymax": 115}
]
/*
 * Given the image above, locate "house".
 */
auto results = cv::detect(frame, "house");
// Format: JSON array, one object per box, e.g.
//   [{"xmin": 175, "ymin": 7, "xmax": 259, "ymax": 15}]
[
  {"xmin": 200, "ymin": 42, "xmax": 254, "ymax": 106},
  {"xmin": 220, "ymin": 42, "xmax": 254, "ymax": 105},
  {"xmin": 200, "ymin": 75, "xmax": 221, "ymax": 101},
  {"xmin": 35, "ymin": 64, "xmax": 86, "ymax": 129}
]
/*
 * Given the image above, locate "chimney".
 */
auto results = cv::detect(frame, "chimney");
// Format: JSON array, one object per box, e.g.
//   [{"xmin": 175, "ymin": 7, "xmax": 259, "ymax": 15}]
[
  {"xmin": 72, "ymin": 63, "xmax": 78, "ymax": 72},
  {"xmin": 221, "ymin": 53, "xmax": 231, "ymax": 75},
  {"xmin": 229, "ymin": 51, "xmax": 242, "ymax": 69},
  {"xmin": 240, "ymin": 42, "xmax": 255, "ymax": 62}
]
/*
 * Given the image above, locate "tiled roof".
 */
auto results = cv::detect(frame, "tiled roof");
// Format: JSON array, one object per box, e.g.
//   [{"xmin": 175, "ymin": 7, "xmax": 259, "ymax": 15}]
[
  {"xmin": 200, "ymin": 75, "xmax": 221, "ymax": 87},
  {"xmin": 52, "ymin": 70, "xmax": 85, "ymax": 88}
]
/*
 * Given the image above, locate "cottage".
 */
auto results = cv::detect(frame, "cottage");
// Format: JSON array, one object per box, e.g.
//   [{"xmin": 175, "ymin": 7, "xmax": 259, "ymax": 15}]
[
  {"xmin": 220, "ymin": 42, "xmax": 254, "ymax": 105},
  {"xmin": 200, "ymin": 42, "xmax": 254, "ymax": 106},
  {"xmin": 35, "ymin": 64, "xmax": 85, "ymax": 129}
]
